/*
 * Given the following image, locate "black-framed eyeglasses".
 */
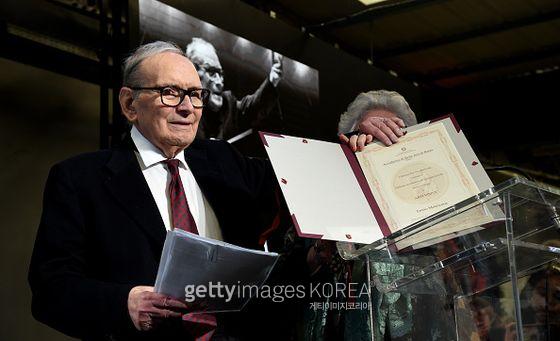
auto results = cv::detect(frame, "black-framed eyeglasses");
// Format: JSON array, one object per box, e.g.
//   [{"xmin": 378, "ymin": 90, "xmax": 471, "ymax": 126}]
[{"xmin": 130, "ymin": 86, "xmax": 210, "ymax": 108}]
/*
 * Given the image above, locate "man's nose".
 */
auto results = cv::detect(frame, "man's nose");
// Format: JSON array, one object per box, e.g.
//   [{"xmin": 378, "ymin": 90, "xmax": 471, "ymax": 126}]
[
  {"xmin": 213, "ymin": 79, "xmax": 223, "ymax": 91},
  {"xmin": 211, "ymin": 73, "xmax": 223, "ymax": 82},
  {"xmin": 176, "ymin": 95, "xmax": 195, "ymax": 114}
]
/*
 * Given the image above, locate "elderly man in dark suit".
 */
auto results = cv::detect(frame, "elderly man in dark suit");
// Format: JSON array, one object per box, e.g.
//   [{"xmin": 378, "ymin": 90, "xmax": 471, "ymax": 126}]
[{"xmin": 28, "ymin": 41, "xmax": 283, "ymax": 341}]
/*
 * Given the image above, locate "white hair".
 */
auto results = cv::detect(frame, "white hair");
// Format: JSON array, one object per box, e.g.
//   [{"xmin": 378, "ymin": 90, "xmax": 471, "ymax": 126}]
[
  {"xmin": 185, "ymin": 37, "xmax": 217, "ymax": 66},
  {"xmin": 338, "ymin": 90, "xmax": 418, "ymax": 134},
  {"xmin": 122, "ymin": 41, "xmax": 185, "ymax": 86}
]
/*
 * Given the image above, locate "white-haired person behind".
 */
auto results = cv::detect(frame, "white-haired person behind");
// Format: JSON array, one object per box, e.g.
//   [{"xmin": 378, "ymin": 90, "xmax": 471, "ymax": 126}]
[
  {"xmin": 338, "ymin": 90, "xmax": 418, "ymax": 151},
  {"xmin": 307, "ymin": 89, "xmax": 419, "ymax": 274},
  {"xmin": 304, "ymin": 90, "xmax": 421, "ymax": 340},
  {"xmin": 306, "ymin": 91, "xmax": 454, "ymax": 341}
]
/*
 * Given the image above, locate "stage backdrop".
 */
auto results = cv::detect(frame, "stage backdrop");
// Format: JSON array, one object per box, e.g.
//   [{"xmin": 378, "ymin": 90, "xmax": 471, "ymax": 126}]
[{"xmin": 138, "ymin": 0, "xmax": 320, "ymax": 155}]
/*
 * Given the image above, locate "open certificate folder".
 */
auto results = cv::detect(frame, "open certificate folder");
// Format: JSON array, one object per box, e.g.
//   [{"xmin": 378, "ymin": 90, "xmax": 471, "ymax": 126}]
[
  {"xmin": 260, "ymin": 115, "xmax": 503, "ymax": 248},
  {"xmin": 154, "ymin": 230, "xmax": 279, "ymax": 313}
]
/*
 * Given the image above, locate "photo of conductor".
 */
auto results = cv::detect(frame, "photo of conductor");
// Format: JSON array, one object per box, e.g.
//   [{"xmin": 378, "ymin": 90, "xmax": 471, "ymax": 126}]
[{"xmin": 185, "ymin": 37, "xmax": 283, "ymax": 142}]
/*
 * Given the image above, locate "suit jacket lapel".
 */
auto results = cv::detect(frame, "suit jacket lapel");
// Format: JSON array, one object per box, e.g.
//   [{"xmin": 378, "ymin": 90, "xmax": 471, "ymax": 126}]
[
  {"xmin": 101, "ymin": 139, "xmax": 222, "ymax": 254},
  {"xmin": 184, "ymin": 139, "xmax": 222, "ymax": 192},
  {"xmin": 103, "ymin": 144, "xmax": 166, "ymax": 252}
]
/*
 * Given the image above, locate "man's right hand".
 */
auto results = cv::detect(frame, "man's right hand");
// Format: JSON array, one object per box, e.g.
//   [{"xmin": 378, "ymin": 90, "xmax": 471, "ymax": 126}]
[{"xmin": 127, "ymin": 286, "xmax": 188, "ymax": 331}]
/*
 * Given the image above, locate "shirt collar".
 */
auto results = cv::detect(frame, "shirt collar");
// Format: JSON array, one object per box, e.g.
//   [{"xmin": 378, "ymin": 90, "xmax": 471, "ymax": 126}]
[{"xmin": 130, "ymin": 125, "xmax": 187, "ymax": 169}]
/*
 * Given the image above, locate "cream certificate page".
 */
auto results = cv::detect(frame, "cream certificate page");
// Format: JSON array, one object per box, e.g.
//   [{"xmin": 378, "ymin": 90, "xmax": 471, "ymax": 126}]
[{"xmin": 357, "ymin": 122, "xmax": 484, "ymax": 234}]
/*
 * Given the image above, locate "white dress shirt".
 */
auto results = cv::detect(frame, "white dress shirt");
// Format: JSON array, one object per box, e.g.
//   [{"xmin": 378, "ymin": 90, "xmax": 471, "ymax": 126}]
[{"xmin": 130, "ymin": 126, "xmax": 223, "ymax": 240}]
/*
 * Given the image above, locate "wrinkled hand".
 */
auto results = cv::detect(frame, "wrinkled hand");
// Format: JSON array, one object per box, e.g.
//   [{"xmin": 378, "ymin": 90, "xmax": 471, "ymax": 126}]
[
  {"xmin": 339, "ymin": 116, "xmax": 407, "ymax": 151},
  {"xmin": 358, "ymin": 116, "xmax": 406, "ymax": 146},
  {"xmin": 269, "ymin": 53, "xmax": 283, "ymax": 87},
  {"xmin": 339, "ymin": 133, "xmax": 373, "ymax": 152},
  {"xmin": 128, "ymin": 286, "xmax": 189, "ymax": 331}
]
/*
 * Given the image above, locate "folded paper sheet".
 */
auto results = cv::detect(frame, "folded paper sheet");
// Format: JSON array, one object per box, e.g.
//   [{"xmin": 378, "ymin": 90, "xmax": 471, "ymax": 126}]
[{"xmin": 155, "ymin": 230, "xmax": 279, "ymax": 313}]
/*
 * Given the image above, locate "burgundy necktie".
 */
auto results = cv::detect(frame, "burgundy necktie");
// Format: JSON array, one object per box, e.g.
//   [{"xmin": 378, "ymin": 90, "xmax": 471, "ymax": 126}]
[
  {"xmin": 163, "ymin": 159, "xmax": 198, "ymax": 234},
  {"xmin": 163, "ymin": 159, "xmax": 217, "ymax": 340}
]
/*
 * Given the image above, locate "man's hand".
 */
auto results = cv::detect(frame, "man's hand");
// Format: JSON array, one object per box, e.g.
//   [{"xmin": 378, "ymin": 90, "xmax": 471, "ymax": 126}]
[
  {"xmin": 269, "ymin": 53, "xmax": 283, "ymax": 87},
  {"xmin": 128, "ymin": 286, "xmax": 188, "ymax": 331}
]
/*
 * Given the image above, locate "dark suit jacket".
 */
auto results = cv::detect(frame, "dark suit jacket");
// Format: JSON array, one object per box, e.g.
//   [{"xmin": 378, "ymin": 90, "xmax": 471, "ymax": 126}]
[{"xmin": 28, "ymin": 138, "xmax": 280, "ymax": 340}]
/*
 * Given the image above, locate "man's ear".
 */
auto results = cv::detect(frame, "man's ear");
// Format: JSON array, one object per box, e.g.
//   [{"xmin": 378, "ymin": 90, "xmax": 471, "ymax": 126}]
[{"xmin": 119, "ymin": 87, "xmax": 137, "ymax": 123}]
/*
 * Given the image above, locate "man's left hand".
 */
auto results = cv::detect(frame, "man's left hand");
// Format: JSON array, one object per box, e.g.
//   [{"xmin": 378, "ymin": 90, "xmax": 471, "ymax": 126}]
[{"xmin": 128, "ymin": 286, "xmax": 189, "ymax": 331}]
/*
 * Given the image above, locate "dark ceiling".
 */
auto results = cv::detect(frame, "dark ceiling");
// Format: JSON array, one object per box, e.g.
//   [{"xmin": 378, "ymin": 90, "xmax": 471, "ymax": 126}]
[
  {"xmin": 0, "ymin": 0, "xmax": 558, "ymax": 186},
  {"xmin": 242, "ymin": 0, "xmax": 560, "ymax": 90}
]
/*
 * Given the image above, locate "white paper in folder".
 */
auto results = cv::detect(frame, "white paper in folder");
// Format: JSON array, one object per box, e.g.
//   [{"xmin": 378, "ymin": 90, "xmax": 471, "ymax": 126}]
[
  {"xmin": 154, "ymin": 229, "xmax": 279, "ymax": 313},
  {"xmin": 259, "ymin": 132, "xmax": 385, "ymax": 244}
]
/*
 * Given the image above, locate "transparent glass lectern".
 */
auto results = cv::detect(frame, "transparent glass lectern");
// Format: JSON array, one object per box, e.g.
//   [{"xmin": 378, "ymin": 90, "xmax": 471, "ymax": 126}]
[{"xmin": 338, "ymin": 178, "xmax": 560, "ymax": 341}]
